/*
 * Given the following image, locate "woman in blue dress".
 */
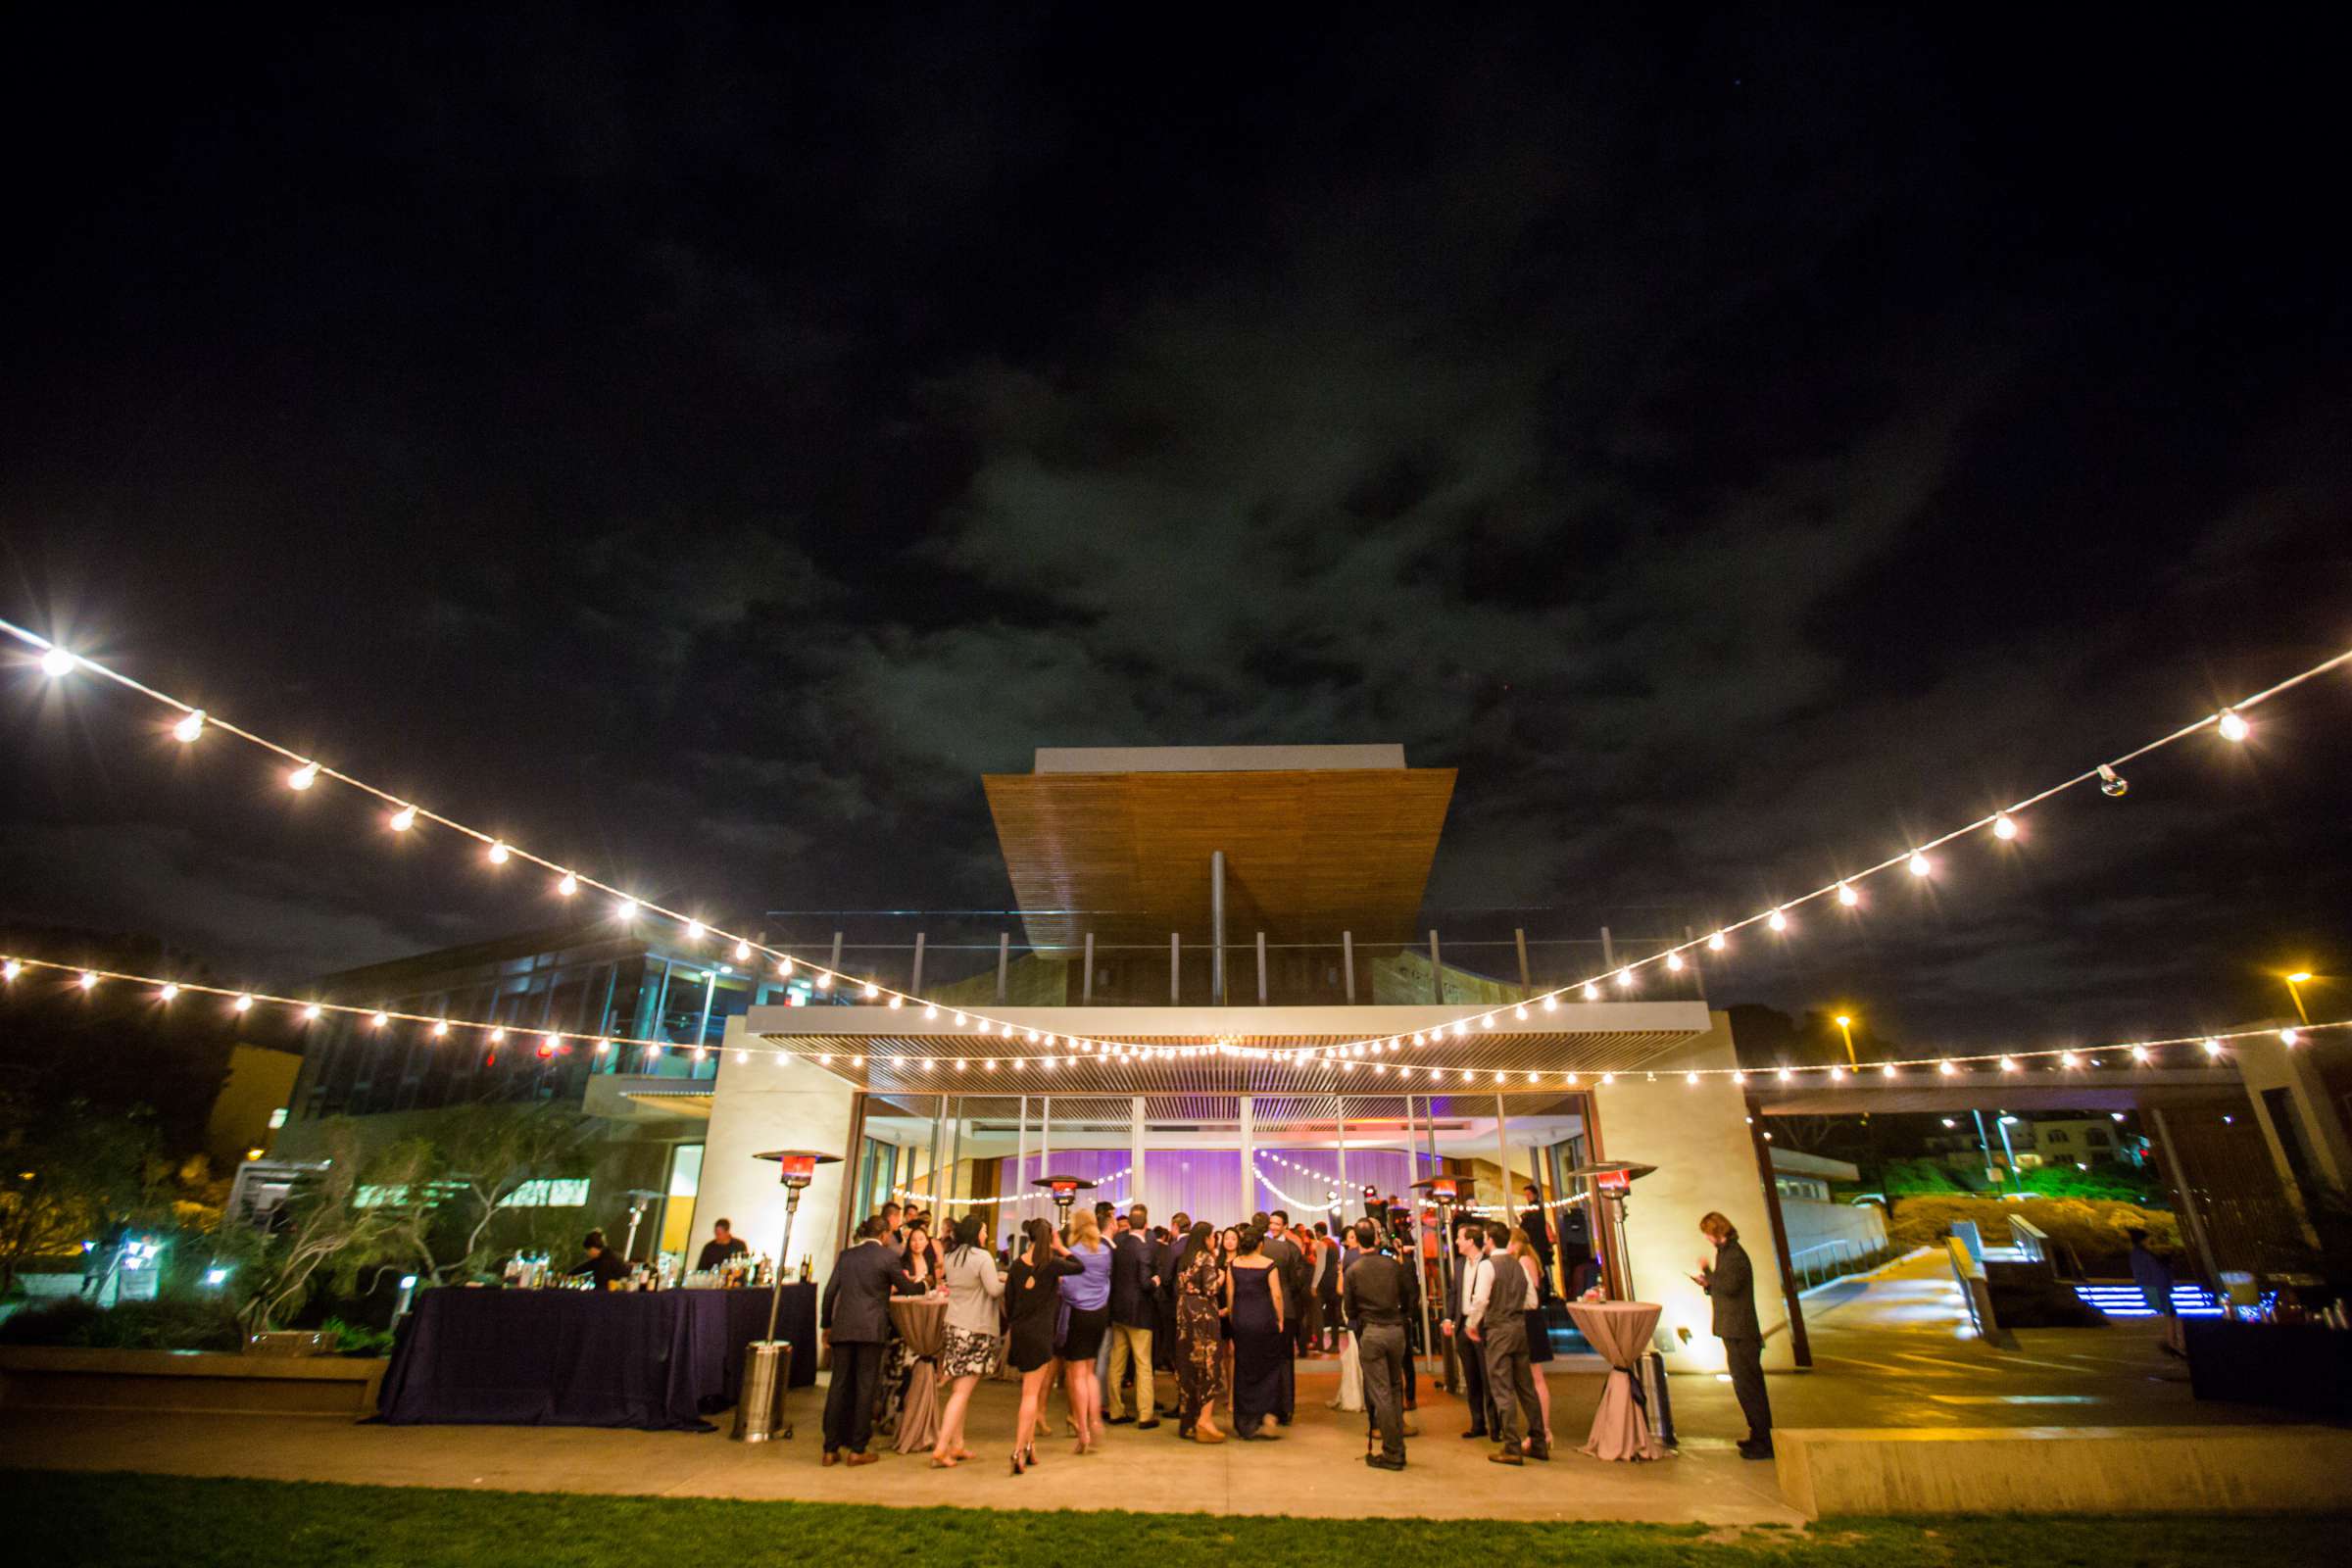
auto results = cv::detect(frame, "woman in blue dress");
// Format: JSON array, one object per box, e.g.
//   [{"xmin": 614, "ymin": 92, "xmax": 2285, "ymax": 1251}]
[{"xmin": 1223, "ymin": 1226, "xmax": 1288, "ymax": 1440}]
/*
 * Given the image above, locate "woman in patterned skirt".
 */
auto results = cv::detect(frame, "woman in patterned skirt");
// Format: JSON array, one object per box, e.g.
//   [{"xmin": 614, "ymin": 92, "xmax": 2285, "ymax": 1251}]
[
  {"xmin": 1173, "ymin": 1221, "xmax": 1227, "ymax": 1442},
  {"xmin": 930, "ymin": 1213, "xmax": 1003, "ymax": 1468}
]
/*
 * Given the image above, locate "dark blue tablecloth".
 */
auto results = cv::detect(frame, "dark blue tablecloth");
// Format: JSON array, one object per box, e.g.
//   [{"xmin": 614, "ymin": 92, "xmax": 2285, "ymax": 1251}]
[
  {"xmin": 2185, "ymin": 1318, "xmax": 2352, "ymax": 1420},
  {"xmin": 376, "ymin": 1285, "xmax": 817, "ymax": 1430}
]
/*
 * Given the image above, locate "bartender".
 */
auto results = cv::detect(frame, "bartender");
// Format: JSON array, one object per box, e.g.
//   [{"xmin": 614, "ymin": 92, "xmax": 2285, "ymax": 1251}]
[
  {"xmin": 697, "ymin": 1217, "xmax": 751, "ymax": 1272},
  {"xmin": 568, "ymin": 1228, "xmax": 630, "ymax": 1287}
]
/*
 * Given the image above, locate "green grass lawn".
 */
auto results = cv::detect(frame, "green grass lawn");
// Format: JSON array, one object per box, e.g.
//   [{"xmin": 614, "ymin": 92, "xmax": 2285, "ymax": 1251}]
[{"xmin": 5, "ymin": 1470, "xmax": 2341, "ymax": 1567}]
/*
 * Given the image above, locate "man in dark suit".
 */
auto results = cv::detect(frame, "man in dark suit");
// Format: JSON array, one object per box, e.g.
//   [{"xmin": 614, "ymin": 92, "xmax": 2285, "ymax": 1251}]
[
  {"xmin": 1694, "ymin": 1210, "xmax": 1772, "ymax": 1458},
  {"xmin": 818, "ymin": 1214, "xmax": 922, "ymax": 1465},
  {"xmin": 1105, "ymin": 1205, "xmax": 1162, "ymax": 1427},
  {"xmin": 1516, "ymin": 1184, "xmax": 1556, "ymax": 1300},
  {"xmin": 1344, "ymin": 1219, "xmax": 1412, "ymax": 1470}
]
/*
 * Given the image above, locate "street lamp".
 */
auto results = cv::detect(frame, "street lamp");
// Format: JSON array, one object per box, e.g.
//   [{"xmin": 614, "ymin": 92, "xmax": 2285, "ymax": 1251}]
[
  {"xmin": 1833, "ymin": 1013, "xmax": 1857, "ymax": 1067},
  {"xmin": 2283, "ymin": 971, "xmax": 2314, "ymax": 1025},
  {"xmin": 1995, "ymin": 1115, "xmax": 2022, "ymax": 1188}
]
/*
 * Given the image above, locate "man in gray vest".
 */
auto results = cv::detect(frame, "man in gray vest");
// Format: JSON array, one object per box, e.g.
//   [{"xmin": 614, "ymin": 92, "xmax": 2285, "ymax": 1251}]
[
  {"xmin": 1342, "ymin": 1219, "xmax": 1413, "ymax": 1470},
  {"xmin": 1472, "ymin": 1219, "xmax": 1547, "ymax": 1464}
]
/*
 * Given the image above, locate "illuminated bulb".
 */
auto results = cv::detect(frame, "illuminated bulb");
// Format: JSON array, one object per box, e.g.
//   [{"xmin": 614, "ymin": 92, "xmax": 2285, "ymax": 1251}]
[
  {"xmin": 954, "ymin": 1059, "xmax": 965, "ymax": 1072},
  {"xmin": 1829, "ymin": 1065, "xmax": 1845, "ymax": 1081},
  {"xmin": 1708, "ymin": 931, "xmax": 1727, "ymax": 953},
  {"xmin": 159, "ymin": 983, "xmax": 180, "ymax": 1002},
  {"xmin": 370, "ymin": 1011, "xmax": 389, "ymax": 1028},
  {"xmin": 173, "ymin": 710, "xmax": 206, "ymax": 743},
  {"xmin": 1582, "ymin": 983, "xmax": 1600, "ymax": 1001},
  {"xmin": 233, "ymin": 994, "xmax": 254, "ymax": 1013},
  {"xmin": 1937, "ymin": 1060, "xmax": 1956, "ymax": 1077},
  {"xmin": 1777, "ymin": 1067, "xmax": 1792, "ymax": 1083},
  {"xmin": 39, "ymin": 646, "xmax": 77, "ymax": 677},
  {"xmin": 431, "ymin": 1019, "xmax": 448, "ymax": 1038},
  {"xmin": 1, "ymin": 959, "xmax": 17, "ymax": 980},
  {"xmin": 2130, "ymin": 1045, "xmax": 2149, "ymax": 1063},
  {"xmin": 1543, "ymin": 995, "xmax": 1557, "ymax": 1011},
  {"xmin": 302, "ymin": 1004, "xmax": 321, "ymax": 1022},
  {"xmin": 1731, "ymin": 1070, "xmax": 1745, "ymax": 1085},
  {"xmin": 2281, "ymin": 1028, "xmax": 2301, "ymax": 1046},
  {"xmin": 1665, "ymin": 953, "xmax": 1685, "ymax": 972},
  {"xmin": 488, "ymin": 841, "xmax": 510, "ymax": 864},
  {"xmin": 1481, "ymin": 1013, "xmax": 1494, "ymax": 1028},
  {"xmin": 1768, "ymin": 908, "xmax": 1788, "ymax": 932},
  {"xmin": 2202, "ymin": 1037, "xmax": 2223, "ymax": 1058},
  {"xmin": 731, "ymin": 939, "xmax": 750, "ymax": 959},
  {"xmin": 557, "ymin": 872, "xmax": 578, "ymax": 897},
  {"xmin": 1907, "ymin": 853, "xmax": 1931, "ymax": 877},
  {"xmin": 2059, "ymin": 1052, "xmax": 2079, "ymax": 1069},
  {"xmin": 1686, "ymin": 1071, "xmax": 1699, "ymax": 1085},
  {"xmin": 2217, "ymin": 708, "xmax": 2249, "ymax": 742},
  {"xmin": 1615, "ymin": 968, "xmax": 1634, "ymax": 989},
  {"xmin": 1992, "ymin": 812, "xmax": 2018, "ymax": 840},
  {"xmin": 1410, "ymin": 1033, "xmax": 1424, "ymax": 1046},
  {"xmin": 984, "ymin": 1059, "xmax": 996, "ymax": 1071},
  {"xmin": 686, "ymin": 920, "xmax": 705, "ymax": 940},
  {"xmin": 1837, "ymin": 882, "xmax": 1858, "ymax": 906},
  {"xmin": 887, "ymin": 995, "xmax": 903, "ymax": 1010},
  {"xmin": 1515, "ymin": 1004, "xmax": 1528, "ymax": 1019},
  {"xmin": 1999, "ymin": 1055, "xmax": 2018, "ymax": 1072},
  {"xmin": 389, "ymin": 805, "xmax": 417, "ymax": 832},
  {"xmin": 287, "ymin": 760, "xmax": 319, "ymax": 791},
  {"xmin": 615, "ymin": 898, "xmax": 638, "ymax": 922},
  {"xmin": 778, "ymin": 956, "xmax": 793, "ymax": 976},
  {"xmin": 1025, "ymin": 1029, "xmax": 1040, "ymax": 1044},
  {"xmin": 814, "ymin": 972, "xmax": 831, "ymax": 991},
  {"xmin": 1880, "ymin": 1062, "xmax": 1895, "ymax": 1078},
  {"xmin": 862, "ymin": 982, "xmax": 879, "ymax": 999},
  {"xmin": 78, "ymin": 970, "xmax": 98, "ymax": 991},
  {"xmin": 1600, "ymin": 1072, "xmax": 1615, "ymax": 1086},
  {"xmin": 736, "ymin": 1050, "xmax": 748, "ymax": 1063}
]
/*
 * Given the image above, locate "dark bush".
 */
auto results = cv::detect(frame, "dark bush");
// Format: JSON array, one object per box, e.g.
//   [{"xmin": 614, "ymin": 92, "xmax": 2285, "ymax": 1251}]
[{"xmin": 0, "ymin": 1295, "xmax": 243, "ymax": 1351}]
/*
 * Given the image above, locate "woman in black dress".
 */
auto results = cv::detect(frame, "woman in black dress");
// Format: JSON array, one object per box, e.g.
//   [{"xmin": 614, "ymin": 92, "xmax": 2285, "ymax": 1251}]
[
  {"xmin": 1224, "ymin": 1226, "xmax": 1287, "ymax": 1441},
  {"xmin": 1004, "ymin": 1217, "xmax": 1076, "ymax": 1475}
]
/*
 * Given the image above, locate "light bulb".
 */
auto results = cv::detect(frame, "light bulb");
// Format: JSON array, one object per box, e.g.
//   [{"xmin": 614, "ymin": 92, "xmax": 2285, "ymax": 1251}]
[
  {"xmin": 862, "ymin": 982, "xmax": 879, "ymax": 999},
  {"xmin": 78, "ymin": 970, "xmax": 98, "ymax": 990},
  {"xmin": 686, "ymin": 920, "xmax": 705, "ymax": 940},
  {"xmin": 1837, "ymin": 882, "xmax": 1859, "ymax": 906},
  {"xmin": 370, "ymin": 1010, "xmax": 389, "ymax": 1028},
  {"xmin": 1999, "ymin": 1055, "xmax": 2018, "ymax": 1072},
  {"xmin": 730, "ymin": 939, "xmax": 750, "ymax": 959},
  {"xmin": 1614, "ymin": 968, "xmax": 1634, "ymax": 988},
  {"xmin": 814, "ymin": 972, "xmax": 831, "ymax": 991},
  {"xmin": 1666, "ymin": 953, "xmax": 1685, "ymax": 972},
  {"xmin": 1937, "ymin": 1060, "xmax": 1955, "ymax": 1076},
  {"xmin": 1768, "ymin": 908, "xmax": 1788, "ymax": 932},
  {"xmin": 1686, "ymin": 1071, "xmax": 1699, "ymax": 1085},
  {"xmin": 159, "ymin": 983, "xmax": 180, "ymax": 1002},
  {"xmin": 1907, "ymin": 852, "xmax": 1931, "ymax": 877},
  {"xmin": 615, "ymin": 898, "xmax": 638, "ymax": 922},
  {"xmin": 1480, "ymin": 1013, "xmax": 1494, "ymax": 1028},
  {"xmin": 1881, "ymin": 1062, "xmax": 1896, "ymax": 1078},
  {"xmin": 1708, "ymin": 931, "xmax": 1727, "ymax": 952},
  {"xmin": 389, "ymin": 805, "xmax": 417, "ymax": 832},
  {"xmin": 924, "ymin": 1004, "xmax": 937, "ymax": 1019},
  {"xmin": 173, "ymin": 710, "xmax": 206, "ymax": 743},
  {"xmin": 287, "ymin": 760, "xmax": 319, "ymax": 791},
  {"xmin": 557, "ymin": 872, "xmax": 578, "ymax": 897},
  {"xmin": 302, "ymin": 1004, "xmax": 322, "ymax": 1022},
  {"xmin": 2281, "ymin": 1028, "xmax": 2301, "ymax": 1046},
  {"xmin": 1515, "ymin": 1004, "xmax": 1528, "ymax": 1019},
  {"xmin": 1543, "ymin": 995, "xmax": 1557, "ymax": 1011},
  {"xmin": 2098, "ymin": 763, "xmax": 2128, "ymax": 798},
  {"xmin": 777, "ymin": 956, "xmax": 793, "ymax": 975},
  {"xmin": 887, "ymin": 994, "xmax": 903, "ymax": 1009},
  {"xmin": 1, "ymin": 959, "xmax": 18, "ymax": 981},
  {"xmin": 1992, "ymin": 812, "xmax": 2018, "ymax": 840},
  {"xmin": 432, "ymin": 1019, "xmax": 449, "ymax": 1038},
  {"xmin": 39, "ymin": 646, "xmax": 76, "ymax": 677},
  {"xmin": 233, "ymin": 994, "xmax": 253, "ymax": 1013},
  {"xmin": 1581, "ymin": 983, "xmax": 1600, "ymax": 1001},
  {"xmin": 487, "ymin": 840, "xmax": 510, "ymax": 864},
  {"xmin": 2059, "ymin": 1052, "xmax": 2078, "ymax": 1068},
  {"xmin": 2130, "ymin": 1045, "xmax": 2148, "ymax": 1062},
  {"xmin": 2217, "ymin": 709, "xmax": 2249, "ymax": 742},
  {"xmin": 2202, "ymin": 1038, "xmax": 2223, "ymax": 1058}
]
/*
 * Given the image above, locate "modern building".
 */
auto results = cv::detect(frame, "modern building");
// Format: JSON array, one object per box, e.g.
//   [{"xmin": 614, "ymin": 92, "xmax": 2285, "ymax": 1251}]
[{"xmin": 605, "ymin": 745, "xmax": 1801, "ymax": 1377}]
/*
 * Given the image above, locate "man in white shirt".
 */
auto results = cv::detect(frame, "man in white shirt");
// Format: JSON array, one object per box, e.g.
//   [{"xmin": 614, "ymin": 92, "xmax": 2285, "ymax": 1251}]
[{"xmin": 1443, "ymin": 1218, "xmax": 1496, "ymax": 1439}]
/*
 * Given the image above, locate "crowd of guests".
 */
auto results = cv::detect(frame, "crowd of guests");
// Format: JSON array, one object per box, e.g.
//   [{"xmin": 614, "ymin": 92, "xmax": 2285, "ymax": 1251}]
[{"xmin": 814, "ymin": 1190, "xmax": 1643, "ymax": 1475}]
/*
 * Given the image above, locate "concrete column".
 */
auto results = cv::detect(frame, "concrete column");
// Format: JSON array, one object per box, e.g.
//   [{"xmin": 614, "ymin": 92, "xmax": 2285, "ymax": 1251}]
[
  {"xmin": 1131, "ymin": 1095, "xmax": 1148, "ymax": 1214},
  {"xmin": 1342, "ymin": 930, "xmax": 1356, "ymax": 1003},
  {"xmin": 1337, "ymin": 1107, "xmax": 1348, "ymax": 1218},
  {"xmin": 1514, "ymin": 928, "xmax": 1531, "ymax": 992},
  {"xmin": 1014, "ymin": 1094, "xmax": 1030, "ymax": 1223},
  {"xmin": 1040, "ymin": 1096, "xmax": 1053, "ymax": 1189},
  {"xmin": 911, "ymin": 931, "xmax": 927, "ymax": 999},
  {"xmin": 1494, "ymin": 1094, "xmax": 1512, "ymax": 1213},
  {"xmin": 1240, "ymin": 1094, "xmax": 1255, "ymax": 1213},
  {"xmin": 1428, "ymin": 929, "xmax": 1443, "ymax": 1004}
]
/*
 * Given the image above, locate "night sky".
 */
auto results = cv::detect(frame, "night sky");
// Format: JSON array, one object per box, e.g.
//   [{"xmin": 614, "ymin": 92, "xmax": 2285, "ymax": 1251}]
[{"xmin": 4, "ymin": 10, "xmax": 2347, "ymax": 1054}]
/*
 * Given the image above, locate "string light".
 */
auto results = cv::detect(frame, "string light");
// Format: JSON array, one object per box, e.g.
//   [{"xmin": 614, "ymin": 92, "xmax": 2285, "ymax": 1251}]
[
  {"xmin": 389, "ymin": 805, "xmax": 417, "ymax": 832},
  {"xmin": 1768, "ymin": 908, "xmax": 1788, "ymax": 932},
  {"xmin": 303, "ymin": 1004, "xmax": 322, "ymax": 1022},
  {"xmin": 1992, "ymin": 812, "xmax": 2018, "ymax": 840},
  {"xmin": 233, "ymin": 994, "xmax": 254, "ymax": 1012},
  {"xmin": 287, "ymin": 760, "xmax": 319, "ymax": 791},
  {"xmin": 2218, "ymin": 708, "xmax": 2250, "ymax": 742},
  {"xmin": 1837, "ymin": 881, "xmax": 1859, "ymax": 906},
  {"xmin": 78, "ymin": 970, "xmax": 97, "ymax": 990},
  {"xmin": 173, "ymin": 710, "xmax": 206, "ymax": 743},
  {"xmin": 686, "ymin": 920, "xmax": 706, "ymax": 941},
  {"xmin": 1665, "ymin": 952, "xmax": 1685, "ymax": 972},
  {"xmin": 1906, "ymin": 853, "xmax": 1932, "ymax": 877},
  {"xmin": 1708, "ymin": 931, "xmax": 1727, "ymax": 952},
  {"xmin": 159, "ymin": 983, "xmax": 179, "ymax": 1002},
  {"xmin": 556, "ymin": 872, "xmax": 578, "ymax": 897},
  {"xmin": 487, "ymin": 840, "xmax": 510, "ymax": 864},
  {"xmin": 40, "ymin": 646, "xmax": 77, "ymax": 678}
]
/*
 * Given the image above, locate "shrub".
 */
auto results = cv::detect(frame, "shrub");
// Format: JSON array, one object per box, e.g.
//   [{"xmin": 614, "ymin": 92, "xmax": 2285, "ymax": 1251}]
[
  {"xmin": 1884, "ymin": 1195, "xmax": 2180, "ymax": 1275},
  {"xmin": 0, "ymin": 1295, "xmax": 243, "ymax": 1351},
  {"xmin": 318, "ymin": 1315, "xmax": 397, "ymax": 1357}
]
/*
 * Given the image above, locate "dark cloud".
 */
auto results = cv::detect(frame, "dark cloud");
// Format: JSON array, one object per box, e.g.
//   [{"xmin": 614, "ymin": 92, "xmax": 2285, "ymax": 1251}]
[{"xmin": 3, "ymin": 10, "xmax": 2348, "ymax": 1048}]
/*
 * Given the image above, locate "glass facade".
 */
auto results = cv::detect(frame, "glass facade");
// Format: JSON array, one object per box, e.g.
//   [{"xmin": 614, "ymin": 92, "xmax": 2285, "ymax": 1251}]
[{"xmin": 292, "ymin": 925, "xmax": 816, "ymax": 1119}]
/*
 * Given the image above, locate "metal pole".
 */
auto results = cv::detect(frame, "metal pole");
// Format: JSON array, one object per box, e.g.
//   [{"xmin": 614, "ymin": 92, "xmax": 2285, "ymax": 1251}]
[
  {"xmin": 1240, "ymin": 1094, "xmax": 1255, "ymax": 1212},
  {"xmin": 1015, "ymin": 1094, "xmax": 1030, "ymax": 1225},
  {"xmin": 948, "ymin": 1097, "xmax": 963, "ymax": 1207},
  {"xmin": 1342, "ymin": 930, "xmax": 1355, "ymax": 1003},
  {"xmin": 694, "ymin": 969, "xmax": 718, "ymax": 1051},
  {"xmin": 1428, "ymin": 929, "xmax": 1443, "ymax": 1004},
  {"xmin": 1170, "ymin": 933, "xmax": 1181, "ymax": 1004},
  {"xmin": 911, "ymin": 932, "xmax": 926, "ymax": 999},
  {"xmin": 1600, "ymin": 925, "xmax": 1614, "ymax": 971},
  {"xmin": 1132, "ymin": 1095, "xmax": 1148, "ymax": 1214},
  {"xmin": 1514, "ymin": 928, "xmax": 1531, "ymax": 992},
  {"xmin": 1212, "ymin": 851, "xmax": 1227, "ymax": 1004},
  {"xmin": 1082, "ymin": 932, "xmax": 1095, "ymax": 1005},
  {"xmin": 1494, "ymin": 1094, "xmax": 1511, "ymax": 1218},
  {"xmin": 1337, "ymin": 1106, "xmax": 1348, "ymax": 1221},
  {"xmin": 1256, "ymin": 931, "xmax": 1268, "ymax": 1004},
  {"xmin": 830, "ymin": 931, "xmax": 845, "ymax": 978},
  {"xmin": 997, "ymin": 933, "xmax": 1010, "ymax": 1003}
]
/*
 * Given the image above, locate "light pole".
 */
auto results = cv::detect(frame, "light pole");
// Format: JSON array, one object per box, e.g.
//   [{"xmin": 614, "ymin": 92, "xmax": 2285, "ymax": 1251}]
[
  {"xmin": 2284, "ymin": 971, "xmax": 2314, "ymax": 1026},
  {"xmin": 1995, "ymin": 1115, "xmax": 2022, "ymax": 1188},
  {"xmin": 1834, "ymin": 1013, "xmax": 1857, "ymax": 1067}
]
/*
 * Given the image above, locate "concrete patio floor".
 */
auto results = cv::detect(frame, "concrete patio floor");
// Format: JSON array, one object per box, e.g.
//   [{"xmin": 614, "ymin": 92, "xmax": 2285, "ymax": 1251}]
[{"xmin": 0, "ymin": 1255, "xmax": 2286, "ymax": 1523}]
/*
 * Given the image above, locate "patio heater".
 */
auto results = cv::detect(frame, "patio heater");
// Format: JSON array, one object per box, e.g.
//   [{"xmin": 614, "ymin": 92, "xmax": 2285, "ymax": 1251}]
[
  {"xmin": 619, "ymin": 1188, "xmax": 663, "ymax": 1262},
  {"xmin": 1411, "ymin": 1174, "xmax": 1473, "ymax": 1391},
  {"xmin": 1032, "ymin": 1173, "xmax": 1096, "ymax": 1230},
  {"xmin": 733, "ymin": 1150, "xmax": 840, "ymax": 1444},
  {"xmin": 1559, "ymin": 1159, "xmax": 1656, "ymax": 1301}
]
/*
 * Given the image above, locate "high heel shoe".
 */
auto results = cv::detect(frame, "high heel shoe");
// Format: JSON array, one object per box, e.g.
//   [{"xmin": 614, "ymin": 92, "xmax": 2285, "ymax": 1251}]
[{"xmin": 1009, "ymin": 1449, "xmax": 1025, "ymax": 1477}]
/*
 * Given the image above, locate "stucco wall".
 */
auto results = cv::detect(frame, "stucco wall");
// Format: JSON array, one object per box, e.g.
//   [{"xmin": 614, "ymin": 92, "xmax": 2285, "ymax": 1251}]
[{"xmin": 687, "ymin": 1015, "xmax": 858, "ymax": 1277}]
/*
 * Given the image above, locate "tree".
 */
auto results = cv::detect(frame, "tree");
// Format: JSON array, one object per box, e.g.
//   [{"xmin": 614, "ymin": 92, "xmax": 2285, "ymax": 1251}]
[
  {"xmin": 418, "ymin": 1103, "xmax": 597, "ymax": 1284},
  {"xmin": 220, "ymin": 1120, "xmax": 433, "ymax": 1331},
  {"xmin": 0, "ymin": 1098, "xmax": 156, "ymax": 1301}
]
